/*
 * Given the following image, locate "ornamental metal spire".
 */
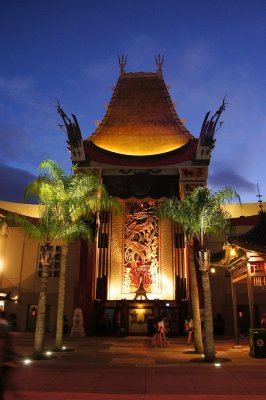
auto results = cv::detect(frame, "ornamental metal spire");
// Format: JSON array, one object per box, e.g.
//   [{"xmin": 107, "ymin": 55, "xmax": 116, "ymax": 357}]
[
  {"xmin": 155, "ymin": 53, "xmax": 164, "ymax": 77},
  {"xmin": 118, "ymin": 54, "xmax": 128, "ymax": 76},
  {"xmin": 256, "ymin": 183, "xmax": 264, "ymax": 212}
]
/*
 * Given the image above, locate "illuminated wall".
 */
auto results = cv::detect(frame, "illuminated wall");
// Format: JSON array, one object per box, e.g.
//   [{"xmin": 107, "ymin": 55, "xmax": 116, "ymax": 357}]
[
  {"xmin": 123, "ymin": 201, "xmax": 159, "ymax": 294},
  {"xmin": 108, "ymin": 200, "xmax": 174, "ymax": 300}
]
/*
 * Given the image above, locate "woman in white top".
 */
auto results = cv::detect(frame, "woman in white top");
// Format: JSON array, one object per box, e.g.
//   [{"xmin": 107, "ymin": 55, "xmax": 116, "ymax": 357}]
[{"xmin": 158, "ymin": 318, "xmax": 166, "ymax": 347}]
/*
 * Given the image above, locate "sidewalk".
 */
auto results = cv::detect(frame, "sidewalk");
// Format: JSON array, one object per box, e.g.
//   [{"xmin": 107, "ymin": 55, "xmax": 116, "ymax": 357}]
[{"xmin": 5, "ymin": 334, "xmax": 266, "ymax": 400}]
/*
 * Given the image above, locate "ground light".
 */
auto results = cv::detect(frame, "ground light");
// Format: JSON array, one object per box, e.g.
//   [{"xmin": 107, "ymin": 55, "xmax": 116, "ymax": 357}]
[
  {"xmin": 23, "ymin": 358, "xmax": 32, "ymax": 365},
  {"xmin": 52, "ymin": 345, "xmax": 75, "ymax": 352}
]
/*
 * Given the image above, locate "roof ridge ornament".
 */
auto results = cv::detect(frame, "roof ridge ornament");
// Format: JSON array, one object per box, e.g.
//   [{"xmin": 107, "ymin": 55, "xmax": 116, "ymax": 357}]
[
  {"xmin": 56, "ymin": 100, "xmax": 83, "ymax": 150},
  {"xmin": 155, "ymin": 53, "xmax": 164, "ymax": 77},
  {"xmin": 199, "ymin": 96, "xmax": 228, "ymax": 148},
  {"xmin": 256, "ymin": 183, "xmax": 264, "ymax": 213},
  {"xmin": 118, "ymin": 54, "xmax": 128, "ymax": 76}
]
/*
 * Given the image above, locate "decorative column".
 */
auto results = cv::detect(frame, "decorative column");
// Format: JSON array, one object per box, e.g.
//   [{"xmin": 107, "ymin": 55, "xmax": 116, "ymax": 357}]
[
  {"xmin": 246, "ymin": 262, "xmax": 254, "ymax": 329},
  {"xmin": 230, "ymin": 273, "xmax": 240, "ymax": 346}
]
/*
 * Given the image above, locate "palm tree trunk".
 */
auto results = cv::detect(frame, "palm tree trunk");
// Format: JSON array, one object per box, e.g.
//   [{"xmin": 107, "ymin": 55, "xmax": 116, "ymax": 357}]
[
  {"xmin": 55, "ymin": 244, "xmax": 68, "ymax": 349},
  {"xmin": 201, "ymin": 269, "xmax": 215, "ymax": 362},
  {"xmin": 34, "ymin": 263, "xmax": 49, "ymax": 356},
  {"xmin": 188, "ymin": 247, "xmax": 203, "ymax": 354}
]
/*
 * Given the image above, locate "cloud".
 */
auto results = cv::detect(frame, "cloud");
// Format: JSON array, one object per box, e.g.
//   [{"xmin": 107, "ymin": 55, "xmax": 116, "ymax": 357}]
[
  {"xmin": 0, "ymin": 164, "xmax": 36, "ymax": 203},
  {"xmin": 0, "ymin": 76, "xmax": 33, "ymax": 98},
  {"xmin": 208, "ymin": 169, "xmax": 256, "ymax": 194},
  {"xmin": 0, "ymin": 72, "xmax": 71, "ymax": 173}
]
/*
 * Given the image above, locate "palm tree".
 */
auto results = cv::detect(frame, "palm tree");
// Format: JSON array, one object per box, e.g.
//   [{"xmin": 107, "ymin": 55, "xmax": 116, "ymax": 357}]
[
  {"xmin": 159, "ymin": 186, "xmax": 240, "ymax": 361},
  {"xmin": 0, "ymin": 207, "xmax": 93, "ymax": 357},
  {"xmin": 159, "ymin": 201, "xmax": 203, "ymax": 354},
  {"xmin": 0, "ymin": 160, "xmax": 119, "ymax": 356},
  {"xmin": 25, "ymin": 160, "xmax": 119, "ymax": 351}
]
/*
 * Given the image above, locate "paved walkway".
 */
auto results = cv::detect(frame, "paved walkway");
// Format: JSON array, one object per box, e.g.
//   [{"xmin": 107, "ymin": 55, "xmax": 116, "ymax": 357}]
[{"xmin": 5, "ymin": 333, "xmax": 266, "ymax": 399}]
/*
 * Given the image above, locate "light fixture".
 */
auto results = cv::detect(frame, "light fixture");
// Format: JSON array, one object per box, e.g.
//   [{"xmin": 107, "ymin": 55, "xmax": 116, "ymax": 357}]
[
  {"xmin": 23, "ymin": 358, "xmax": 32, "ymax": 365},
  {"xmin": 210, "ymin": 267, "xmax": 216, "ymax": 273}
]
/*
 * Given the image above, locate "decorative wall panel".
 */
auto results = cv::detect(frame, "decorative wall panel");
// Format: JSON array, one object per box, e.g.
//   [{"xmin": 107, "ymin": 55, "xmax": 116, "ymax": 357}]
[{"xmin": 123, "ymin": 201, "xmax": 160, "ymax": 294}]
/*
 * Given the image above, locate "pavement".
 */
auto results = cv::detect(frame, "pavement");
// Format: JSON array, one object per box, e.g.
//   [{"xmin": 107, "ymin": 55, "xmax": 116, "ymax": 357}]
[{"xmin": 4, "ymin": 333, "xmax": 266, "ymax": 400}]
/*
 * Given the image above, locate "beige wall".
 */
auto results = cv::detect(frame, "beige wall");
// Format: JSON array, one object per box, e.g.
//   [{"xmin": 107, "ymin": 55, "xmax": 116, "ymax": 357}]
[
  {"xmin": 0, "ymin": 201, "xmax": 41, "ymax": 218},
  {"xmin": 0, "ymin": 225, "xmax": 75, "ymax": 332}
]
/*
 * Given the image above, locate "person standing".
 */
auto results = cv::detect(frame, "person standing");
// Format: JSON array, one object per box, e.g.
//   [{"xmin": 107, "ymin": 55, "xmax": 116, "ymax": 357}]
[
  {"xmin": 185, "ymin": 318, "xmax": 193, "ymax": 345},
  {"xmin": 261, "ymin": 313, "xmax": 266, "ymax": 328},
  {"xmin": 158, "ymin": 317, "xmax": 166, "ymax": 347}
]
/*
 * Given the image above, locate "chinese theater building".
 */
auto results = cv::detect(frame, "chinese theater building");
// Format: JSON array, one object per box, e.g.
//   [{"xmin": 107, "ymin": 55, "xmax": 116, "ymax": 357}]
[{"xmin": 57, "ymin": 56, "xmax": 225, "ymax": 336}]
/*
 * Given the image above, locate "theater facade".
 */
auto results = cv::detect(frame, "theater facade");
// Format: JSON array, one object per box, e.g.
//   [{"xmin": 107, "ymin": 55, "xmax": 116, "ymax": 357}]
[{"xmin": 1, "ymin": 58, "xmax": 265, "ymax": 336}]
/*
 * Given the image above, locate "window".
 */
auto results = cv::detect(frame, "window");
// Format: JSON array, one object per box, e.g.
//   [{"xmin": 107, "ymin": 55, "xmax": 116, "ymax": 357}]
[{"xmin": 37, "ymin": 245, "xmax": 62, "ymax": 278}]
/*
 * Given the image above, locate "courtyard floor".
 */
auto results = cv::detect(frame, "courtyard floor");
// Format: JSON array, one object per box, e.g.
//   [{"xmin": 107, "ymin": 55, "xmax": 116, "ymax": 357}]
[{"xmin": 5, "ymin": 333, "xmax": 266, "ymax": 400}]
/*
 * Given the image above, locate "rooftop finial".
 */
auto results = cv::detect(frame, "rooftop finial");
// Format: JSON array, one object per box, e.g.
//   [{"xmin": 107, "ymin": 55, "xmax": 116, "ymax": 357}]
[
  {"xmin": 256, "ymin": 183, "xmax": 264, "ymax": 212},
  {"xmin": 199, "ymin": 96, "xmax": 228, "ymax": 147},
  {"xmin": 118, "ymin": 54, "xmax": 128, "ymax": 75},
  {"xmin": 155, "ymin": 54, "xmax": 164, "ymax": 76}
]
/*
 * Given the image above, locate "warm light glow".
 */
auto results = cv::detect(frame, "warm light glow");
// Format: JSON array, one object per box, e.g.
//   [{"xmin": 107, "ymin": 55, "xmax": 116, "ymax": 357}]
[
  {"xmin": 162, "ymin": 274, "xmax": 170, "ymax": 286},
  {"xmin": 214, "ymin": 363, "xmax": 221, "ymax": 367},
  {"xmin": 210, "ymin": 268, "xmax": 216, "ymax": 273},
  {"xmin": 45, "ymin": 351, "xmax": 52, "ymax": 356},
  {"xmin": 230, "ymin": 248, "xmax": 236, "ymax": 257},
  {"xmin": 91, "ymin": 129, "xmax": 190, "ymax": 156},
  {"xmin": 0, "ymin": 258, "xmax": 3, "ymax": 272},
  {"xmin": 23, "ymin": 358, "xmax": 32, "ymax": 365},
  {"xmin": 62, "ymin": 346, "xmax": 66, "ymax": 350}
]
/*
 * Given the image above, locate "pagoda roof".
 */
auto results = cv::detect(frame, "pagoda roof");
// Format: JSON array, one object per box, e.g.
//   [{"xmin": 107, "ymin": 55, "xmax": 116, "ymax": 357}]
[
  {"xmin": 227, "ymin": 211, "xmax": 266, "ymax": 254},
  {"xmin": 86, "ymin": 71, "xmax": 194, "ymax": 157}
]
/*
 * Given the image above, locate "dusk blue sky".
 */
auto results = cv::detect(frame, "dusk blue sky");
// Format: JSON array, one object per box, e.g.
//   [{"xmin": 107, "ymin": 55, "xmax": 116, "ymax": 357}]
[{"xmin": 0, "ymin": 0, "xmax": 265, "ymax": 204}]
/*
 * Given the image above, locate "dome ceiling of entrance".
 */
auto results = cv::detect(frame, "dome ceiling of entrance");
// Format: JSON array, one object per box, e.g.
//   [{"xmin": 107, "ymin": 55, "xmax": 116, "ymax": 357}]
[{"xmin": 86, "ymin": 72, "xmax": 194, "ymax": 156}]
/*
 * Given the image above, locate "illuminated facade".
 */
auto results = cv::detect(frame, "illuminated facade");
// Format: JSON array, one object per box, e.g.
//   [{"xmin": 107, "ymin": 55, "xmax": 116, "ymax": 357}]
[
  {"xmin": 57, "ymin": 57, "xmax": 225, "ymax": 336},
  {"xmin": 2, "ymin": 59, "xmax": 264, "ymax": 337}
]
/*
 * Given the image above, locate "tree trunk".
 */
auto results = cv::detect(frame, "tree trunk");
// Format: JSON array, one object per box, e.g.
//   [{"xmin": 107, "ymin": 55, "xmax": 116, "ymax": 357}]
[
  {"xmin": 188, "ymin": 247, "xmax": 203, "ymax": 354},
  {"xmin": 55, "ymin": 244, "xmax": 68, "ymax": 349},
  {"xmin": 34, "ymin": 263, "xmax": 49, "ymax": 356},
  {"xmin": 201, "ymin": 270, "xmax": 215, "ymax": 362}
]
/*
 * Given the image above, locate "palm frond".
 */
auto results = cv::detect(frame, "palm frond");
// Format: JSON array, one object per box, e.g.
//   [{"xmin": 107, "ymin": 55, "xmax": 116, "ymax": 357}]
[
  {"xmin": 159, "ymin": 186, "xmax": 241, "ymax": 247},
  {"xmin": 39, "ymin": 159, "xmax": 66, "ymax": 180}
]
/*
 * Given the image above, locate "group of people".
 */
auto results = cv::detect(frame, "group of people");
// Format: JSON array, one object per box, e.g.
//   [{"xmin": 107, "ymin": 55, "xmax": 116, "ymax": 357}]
[{"xmin": 148, "ymin": 317, "xmax": 167, "ymax": 347}]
